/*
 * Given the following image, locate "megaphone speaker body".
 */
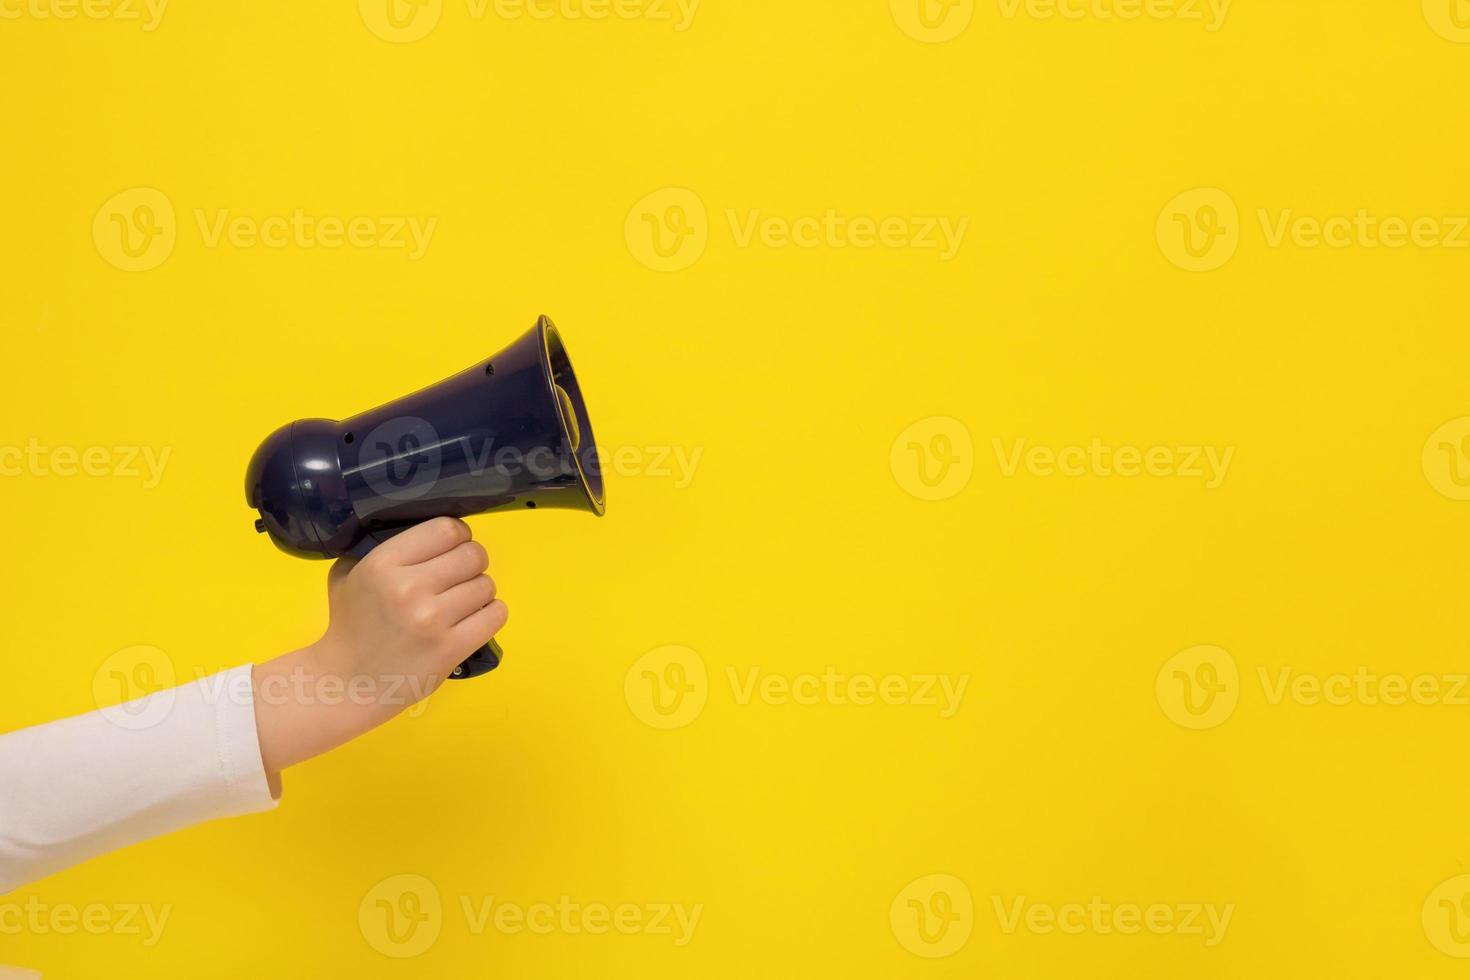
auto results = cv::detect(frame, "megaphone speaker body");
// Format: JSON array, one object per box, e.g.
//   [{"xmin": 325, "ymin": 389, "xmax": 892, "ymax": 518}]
[{"xmin": 246, "ymin": 315, "xmax": 604, "ymax": 678}]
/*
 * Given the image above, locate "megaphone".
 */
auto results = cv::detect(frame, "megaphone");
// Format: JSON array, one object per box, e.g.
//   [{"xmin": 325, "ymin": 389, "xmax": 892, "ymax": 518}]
[{"xmin": 245, "ymin": 315, "xmax": 604, "ymax": 680}]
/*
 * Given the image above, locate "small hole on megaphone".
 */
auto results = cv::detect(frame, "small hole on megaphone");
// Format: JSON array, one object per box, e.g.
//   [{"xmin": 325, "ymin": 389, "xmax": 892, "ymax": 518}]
[
  {"xmin": 343, "ymin": 432, "xmax": 355, "ymax": 444},
  {"xmin": 485, "ymin": 363, "xmax": 495, "ymax": 376},
  {"xmin": 525, "ymin": 500, "xmax": 536, "ymax": 509}
]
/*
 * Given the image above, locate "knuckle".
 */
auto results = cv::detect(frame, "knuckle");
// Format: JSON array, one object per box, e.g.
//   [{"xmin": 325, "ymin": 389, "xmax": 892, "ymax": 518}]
[
  {"xmin": 358, "ymin": 552, "xmax": 390, "ymax": 579},
  {"xmin": 409, "ymin": 602, "xmax": 439, "ymax": 631},
  {"xmin": 411, "ymin": 516, "xmax": 463, "ymax": 554},
  {"xmin": 390, "ymin": 577, "xmax": 418, "ymax": 604},
  {"xmin": 438, "ymin": 516, "xmax": 472, "ymax": 547},
  {"xmin": 466, "ymin": 580, "xmax": 493, "ymax": 608},
  {"xmin": 360, "ymin": 555, "xmax": 393, "ymax": 587}
]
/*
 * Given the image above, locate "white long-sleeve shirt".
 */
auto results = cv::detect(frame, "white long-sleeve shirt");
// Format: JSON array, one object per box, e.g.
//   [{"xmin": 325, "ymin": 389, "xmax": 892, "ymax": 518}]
[{"xmin": 0, "ymin": 664, "xmax": 278, "ymax": 893}]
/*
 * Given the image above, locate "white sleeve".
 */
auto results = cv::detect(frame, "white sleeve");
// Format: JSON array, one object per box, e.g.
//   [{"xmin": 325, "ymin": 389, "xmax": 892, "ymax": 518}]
[{"xmin": 0, "ymin": 664, "xmax": 279, "ymax": 893}]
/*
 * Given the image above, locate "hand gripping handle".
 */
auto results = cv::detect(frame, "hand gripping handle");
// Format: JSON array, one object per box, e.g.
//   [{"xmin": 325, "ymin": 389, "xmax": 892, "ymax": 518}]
[{"xmin": 348, "ymin": 528, "xmax": 503, "ymax": 681}]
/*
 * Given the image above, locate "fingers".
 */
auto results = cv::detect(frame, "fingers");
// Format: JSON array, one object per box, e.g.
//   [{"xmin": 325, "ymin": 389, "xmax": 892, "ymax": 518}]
[
  {"xmin": 369, "ymin": 517, "xmax": 471, "ymax": 566},
  {"xmin": 420, "ymin": 540, "xmax": 490, "ymax": 594},
  {"xmin": 439, "ymin": 574, "xmax": 497, "ymax": 625},
  {"xmin": 450, "ymin": 598, "xmax": 509, "ymax": 650}
]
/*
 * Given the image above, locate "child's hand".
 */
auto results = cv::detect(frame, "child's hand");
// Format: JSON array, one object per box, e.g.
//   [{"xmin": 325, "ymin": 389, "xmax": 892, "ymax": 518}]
[
  {"xmin": 319, "ymin": 516, "xmax": 507, "ymax": 694},
  {"xmin": 252, "ymin": 517, "xmax": 508, "ymax": 783}
]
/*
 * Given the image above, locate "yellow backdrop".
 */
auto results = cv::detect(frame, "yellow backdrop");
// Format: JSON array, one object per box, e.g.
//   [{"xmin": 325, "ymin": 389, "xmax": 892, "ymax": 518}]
[{"xmin": 3, "ymin": 0, "xmax": 1470, "ymax": 975}]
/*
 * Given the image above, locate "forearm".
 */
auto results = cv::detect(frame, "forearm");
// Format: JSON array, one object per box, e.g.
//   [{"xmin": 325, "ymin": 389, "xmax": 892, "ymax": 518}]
[
  {"xmin": 0, "ymin": 666, "xmax": 277, "ymax": 894},
  {"xmin": 250, "ymin": 639, "xmax": 431, "ymax": 779}
]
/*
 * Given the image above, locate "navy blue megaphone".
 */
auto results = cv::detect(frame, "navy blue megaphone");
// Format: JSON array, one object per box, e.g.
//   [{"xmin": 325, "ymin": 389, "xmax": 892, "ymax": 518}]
[{"xmin": 245, "ymin": 315, "xmax": 604, "ymax": 679}]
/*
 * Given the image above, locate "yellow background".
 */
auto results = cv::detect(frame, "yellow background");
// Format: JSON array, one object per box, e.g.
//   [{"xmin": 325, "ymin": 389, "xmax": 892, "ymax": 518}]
[{"xmin": 3, "ymin": 0, "xmax": 1470, "ymax": 975}]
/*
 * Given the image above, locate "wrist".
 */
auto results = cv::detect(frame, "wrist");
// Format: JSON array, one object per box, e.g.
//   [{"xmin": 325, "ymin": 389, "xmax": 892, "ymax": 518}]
[{"xmin": 252, "ymin": 637, "xmax": 410, "ymax": 776}]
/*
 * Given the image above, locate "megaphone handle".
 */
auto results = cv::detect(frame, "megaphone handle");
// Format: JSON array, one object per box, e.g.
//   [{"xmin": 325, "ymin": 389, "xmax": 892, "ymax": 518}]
[
  {"xmin": 449, "ymin": 639, "xmax": 503, "ymax": 679},
  {"xmin": 347, "ymin": 528, "xmax": 504, "ymax": 681}
]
